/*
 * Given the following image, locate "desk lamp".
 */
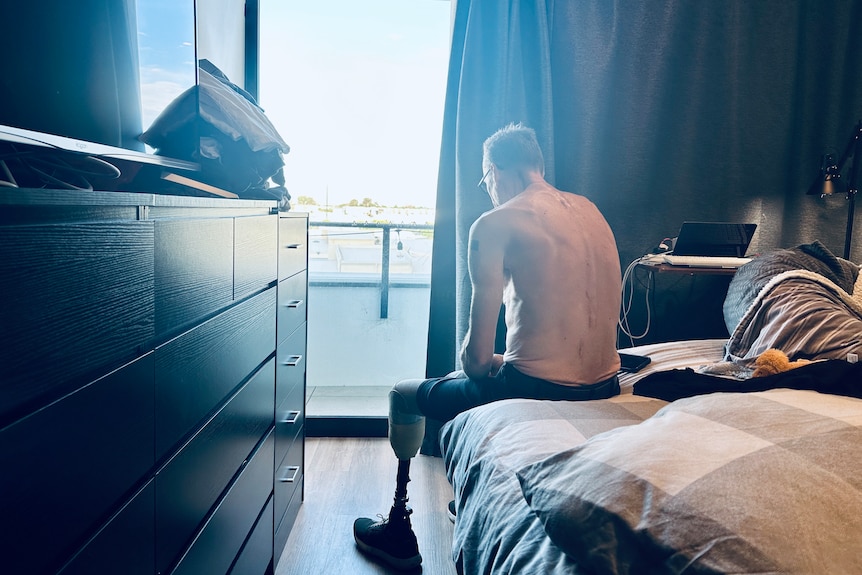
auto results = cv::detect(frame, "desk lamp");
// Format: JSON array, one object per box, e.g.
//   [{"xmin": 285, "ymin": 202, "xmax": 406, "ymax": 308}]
[{"xmin": 807, "ymin": 120, "xmax": 862, "ymax": 260}]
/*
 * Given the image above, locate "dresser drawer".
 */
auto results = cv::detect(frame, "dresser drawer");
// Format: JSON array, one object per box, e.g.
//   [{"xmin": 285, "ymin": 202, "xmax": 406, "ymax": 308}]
[
  {"xmin": 275, "ymin": 381, "xmax": 305, "ymax": 470},
  {"xmin": 274, "ymin": 463, "xmax": 304, "ymax": 562},
  {"xmin": 0, "ymin": 221, "xmax": 154, "ymax": 424},
  {"xmin": 276, "ymin": 324, "xmax": 306, "ymax": 408},
  {"xmin": 278, "ymin": 215, "xmax": 308, "ymax": 280},
  {"xmin": 155, "ymin": 217, "xmax": 234, "ymax": 337},
  {"xmin": 172, "ymin": 430, "xmax": 275, "ymax": 575},
  {"xmin": 156, "ymin": 358, "xmax": 275, "ymax": 574},
  {"xmin": 235, "ymin": 214, "xmax": 277, "ymax": 300},
  {"xmin": 0, "ymin": 353, "xmax": 155, "ymax": 575},
  {"xmin": 58, "ymin": 481, "xmax": 155, "ymax": 575},
  {"xmin": 230, "ymin": 497, "xmax": 274, "ymax": 575},
  {"xmin": 274, "ymin": 429, "xmax": 304, "ymax": 536},
  {"xmin": 155, "ymin": 288, "xmax": 276, "ymax": 460},
  {"xmin": 277, "ymin": 270, "xmax": 307, "ymax": 346}
]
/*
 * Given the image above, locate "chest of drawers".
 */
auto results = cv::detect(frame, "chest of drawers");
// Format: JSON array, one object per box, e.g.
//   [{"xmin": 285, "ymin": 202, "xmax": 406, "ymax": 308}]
[{"xmin": 0, "ymin": 190, "xmax": 308, "ymax": 575}]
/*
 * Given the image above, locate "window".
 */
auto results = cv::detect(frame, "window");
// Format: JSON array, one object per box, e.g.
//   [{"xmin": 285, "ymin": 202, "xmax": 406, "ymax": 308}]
[{"xmin": 259, "ymin": 0, "xmax": 451, "ymax": 428}]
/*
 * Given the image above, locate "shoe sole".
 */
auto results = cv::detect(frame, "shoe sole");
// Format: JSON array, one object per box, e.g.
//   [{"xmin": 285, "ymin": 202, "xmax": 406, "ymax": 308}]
[{"xmin": 354, "ymin": 534, "xmax": 422, "ymax": 571}]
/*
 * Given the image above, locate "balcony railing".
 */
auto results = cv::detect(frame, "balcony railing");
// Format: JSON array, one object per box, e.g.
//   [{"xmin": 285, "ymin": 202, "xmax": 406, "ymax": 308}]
[
  {"xmin": 308, "ymin": 220, "xmax": 433, "ymax": 318},
  {"xmin": 304, "ymin": 220, "xmax": 434, "ymax": 427}
]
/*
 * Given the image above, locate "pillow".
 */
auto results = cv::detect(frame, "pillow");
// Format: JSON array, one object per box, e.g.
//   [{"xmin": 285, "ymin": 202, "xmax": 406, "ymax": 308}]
[{"xmin": 516, "ymin": 389, "xmax": 862, "ymax": 575}]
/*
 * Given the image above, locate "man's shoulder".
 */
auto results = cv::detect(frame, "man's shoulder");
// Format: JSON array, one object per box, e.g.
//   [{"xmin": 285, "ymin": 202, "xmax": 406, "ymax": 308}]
[{"xmin": 472, "ymin": 202, "xmax": 526, "ymax": 233}]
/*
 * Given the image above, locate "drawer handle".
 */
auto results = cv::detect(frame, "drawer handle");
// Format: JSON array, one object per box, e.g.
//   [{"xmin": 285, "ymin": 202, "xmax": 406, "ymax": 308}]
[
  {"xmin": 284, "ymin": 243, "xmax": 303, "ymax": 249},
  {"xmin": 282, "ymin": 354, "xmax": 303, "ymax": 367},
  {"xmin": 280, "ymin": 410, "xmax": 302, "ymax": 424},
  {"xmin": 278, "ymin": 465, "xmax": 301, "ymax": 483},
  {"xmin": 283, "ymin": 299, "xmax": 304, "ymax": 308}
]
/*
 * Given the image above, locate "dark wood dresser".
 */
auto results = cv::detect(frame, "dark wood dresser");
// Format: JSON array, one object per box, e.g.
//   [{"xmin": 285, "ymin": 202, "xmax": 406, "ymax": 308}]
[{"xmin": 0, "ymin": 189, "xmax": 307, "ymax": 575}]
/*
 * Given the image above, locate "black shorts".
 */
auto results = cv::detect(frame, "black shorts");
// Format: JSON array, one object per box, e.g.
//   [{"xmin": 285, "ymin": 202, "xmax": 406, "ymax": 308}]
[{"xmin": 414, "ymin": 363, "xmax": 620, "ymax": 422}]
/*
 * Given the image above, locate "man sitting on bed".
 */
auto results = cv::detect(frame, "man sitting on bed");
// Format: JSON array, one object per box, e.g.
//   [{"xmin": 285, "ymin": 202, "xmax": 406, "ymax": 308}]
[{"xmin": 353, "ymin": 122, "xmax": 623, "ymax": 571}]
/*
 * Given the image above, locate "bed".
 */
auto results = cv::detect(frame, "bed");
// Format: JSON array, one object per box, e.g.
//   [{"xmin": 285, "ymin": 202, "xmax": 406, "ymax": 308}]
[{"xmin": 440, "ymin": 242, "xmax": 862, "ymax": 575}]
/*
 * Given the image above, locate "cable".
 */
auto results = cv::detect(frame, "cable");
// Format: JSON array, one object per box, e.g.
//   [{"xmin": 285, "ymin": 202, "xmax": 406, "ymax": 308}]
[
  {"xmin": 0, "ymin": 144, "xmax": 121, "ymax": 190},
  {"xmin": 27, "ymin": 152, "xmax": 120, "ymax": 190},
  {"xmin": 0, "ymin": 159, "xmax": 17, "ymax": 187},
  {"xmin": 618, "ymin": 254, "xmax": 658, "ymax": 346},
  {"xmin": 26, "ymin": 160, "xmax": 95, "ymax": 190}
]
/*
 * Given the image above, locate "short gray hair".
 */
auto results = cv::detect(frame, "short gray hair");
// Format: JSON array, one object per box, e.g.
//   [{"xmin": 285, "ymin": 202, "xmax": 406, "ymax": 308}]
[{"xmin": 482, "ymin": 122, "xmax": 544, "ymax": 173}]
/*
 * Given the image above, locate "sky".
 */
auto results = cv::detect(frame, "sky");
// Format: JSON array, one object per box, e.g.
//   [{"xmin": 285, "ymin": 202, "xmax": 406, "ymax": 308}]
[
  {"xmin": 258, "ymin": 0, "xmax": 452, "ymax": 209},
  {"xmin": 135, "ymin": 0, "xmax": 197, "ymax": 132}
]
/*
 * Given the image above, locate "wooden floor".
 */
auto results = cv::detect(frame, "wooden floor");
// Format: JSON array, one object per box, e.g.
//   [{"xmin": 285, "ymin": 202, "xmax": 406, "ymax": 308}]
[{"xmin": 275, "ymin": 437, "xmax": 458, "ymax": 575}]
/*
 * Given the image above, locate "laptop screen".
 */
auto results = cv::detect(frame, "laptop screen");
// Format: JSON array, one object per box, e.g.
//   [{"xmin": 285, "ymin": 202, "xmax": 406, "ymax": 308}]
[{"xmin": 672, "ymin": 222, "xmax": 757, "ymax": 257}]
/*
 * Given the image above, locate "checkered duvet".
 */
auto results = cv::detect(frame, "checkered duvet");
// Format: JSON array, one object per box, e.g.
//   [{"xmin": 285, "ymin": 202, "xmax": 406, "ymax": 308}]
[{"xmin": 441, "ymin": 340, "xmax": 862, "ymax": 574}]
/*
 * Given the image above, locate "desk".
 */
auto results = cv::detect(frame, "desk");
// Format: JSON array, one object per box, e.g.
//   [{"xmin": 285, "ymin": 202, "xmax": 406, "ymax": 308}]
[
  {"xmin": 640, "ymin": 262, "xmax": 741, "ymax": 276},
  {"xmin": 620, "ymin": 261, "xmax": 738, "ymax": 345}
]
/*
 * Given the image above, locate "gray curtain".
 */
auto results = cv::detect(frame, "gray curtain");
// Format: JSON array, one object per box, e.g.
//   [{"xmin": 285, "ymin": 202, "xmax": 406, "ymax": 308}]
[{"xmin": 427, "ymin": 0, "xmax": 862, "ymax": 377}]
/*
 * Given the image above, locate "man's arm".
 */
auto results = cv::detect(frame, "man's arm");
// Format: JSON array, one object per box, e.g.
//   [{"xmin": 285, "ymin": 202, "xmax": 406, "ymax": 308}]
[{"xmin": 460, "ymin": 214, "xmax": 507, "ymax": 379}]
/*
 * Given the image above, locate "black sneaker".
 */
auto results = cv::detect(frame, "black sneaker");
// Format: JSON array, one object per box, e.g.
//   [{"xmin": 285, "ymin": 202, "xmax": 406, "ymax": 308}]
[
  {"xmin": 353, "ymin": 510, "xmax": 422, "ymax": 571},
  {"xmin": 447, "ymin": 500, "xmax": 456, "ymax": 523}
]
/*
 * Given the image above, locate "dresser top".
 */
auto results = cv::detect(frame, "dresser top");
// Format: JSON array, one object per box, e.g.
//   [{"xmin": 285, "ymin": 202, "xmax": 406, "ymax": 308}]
[{"xmin": 0, "ymin": 188, "xmax": 277, "ymax": 209}]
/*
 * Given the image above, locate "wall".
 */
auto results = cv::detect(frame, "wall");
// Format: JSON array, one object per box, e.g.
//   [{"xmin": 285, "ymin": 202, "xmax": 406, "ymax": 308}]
[
  {"xmin": 197, "ymin": 0, "xmax": 248, "ymax": 86},
  {"xmin": 307, "ymin": 284, "xmax": 432, "ymax": 386}
]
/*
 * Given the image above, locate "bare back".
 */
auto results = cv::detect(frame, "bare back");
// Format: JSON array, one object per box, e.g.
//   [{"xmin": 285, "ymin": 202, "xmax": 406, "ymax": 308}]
[{"xmin": 472, "ymin": 184, "xmax": 621, "ymax": 385}]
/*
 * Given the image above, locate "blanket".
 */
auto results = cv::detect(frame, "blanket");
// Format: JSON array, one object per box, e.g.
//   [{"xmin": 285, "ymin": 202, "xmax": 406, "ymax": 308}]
[
  {"xmin": 441, "ymin": 396, "xmax": 668, "ymax": 574},
  {"xmin": 516, "ymin": 389, "xmax": 862, "ymax": 574},
  {"xmin": 722, "ymin": 240, "xmax": 858, "ymax": 333},
  {"xmin": 718, "ymin": 241, "xmax": 862, "ymax": 367},
  {"xmin": 443, "ymin": 384, "xmax": 862, "ymax": 574},
  {"xmin": 440, "ymin": 340, "xmax": 726, "ymax": 574}
]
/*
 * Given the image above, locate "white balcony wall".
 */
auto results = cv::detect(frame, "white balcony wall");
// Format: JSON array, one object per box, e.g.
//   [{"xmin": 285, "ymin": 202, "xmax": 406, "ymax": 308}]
[{"xmin": 307, "ymin": 283, "xmax": 431, "ymax": 387}]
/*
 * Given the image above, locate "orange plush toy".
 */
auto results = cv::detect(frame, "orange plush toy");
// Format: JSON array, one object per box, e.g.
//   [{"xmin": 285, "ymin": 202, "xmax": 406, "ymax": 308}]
[{"xmin": 752, "ymin": 348, "xmax": 813, "ymax": 378}]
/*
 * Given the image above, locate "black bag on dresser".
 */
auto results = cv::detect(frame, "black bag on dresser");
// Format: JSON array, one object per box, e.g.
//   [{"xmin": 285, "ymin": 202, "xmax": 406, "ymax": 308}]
[{"xmin": 141, "ymin": 59, "xmax": 291, "ymax": 204}]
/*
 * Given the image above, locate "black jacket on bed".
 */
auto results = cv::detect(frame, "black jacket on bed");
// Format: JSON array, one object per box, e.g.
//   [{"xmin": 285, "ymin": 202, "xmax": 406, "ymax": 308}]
[{"xmin": 633, "ymin": 360, "xmax": 862, "ymax": 402}]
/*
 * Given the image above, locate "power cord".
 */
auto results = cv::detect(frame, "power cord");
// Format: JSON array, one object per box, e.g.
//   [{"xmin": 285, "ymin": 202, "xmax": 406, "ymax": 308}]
[
  {"xmin": 0, "ymin": 159, "xmax": 17, "ymax": 187},
  {"xmin": 0, "ymin": 145, "xmax": 121, "ymax": 190},
  {"xmin": 618, "ymin": 254, "xmax": 661, "ymax": 346}
]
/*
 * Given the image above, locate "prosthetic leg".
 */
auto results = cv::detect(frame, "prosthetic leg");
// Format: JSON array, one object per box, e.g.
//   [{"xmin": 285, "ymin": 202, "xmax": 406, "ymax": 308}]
[
  {"xmin": 353, "ymin": 379, "xmax": 426, "ymax": 571},
  {"xmin": 388, "ymin": 378, "xmax": 427, "ymax": 512}
]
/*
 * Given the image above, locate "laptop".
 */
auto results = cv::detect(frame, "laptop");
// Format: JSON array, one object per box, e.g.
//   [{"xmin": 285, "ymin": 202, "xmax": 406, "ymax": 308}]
[{"xmin": 662, "ymin": 221, "xmax": 757, "ymax": 268}]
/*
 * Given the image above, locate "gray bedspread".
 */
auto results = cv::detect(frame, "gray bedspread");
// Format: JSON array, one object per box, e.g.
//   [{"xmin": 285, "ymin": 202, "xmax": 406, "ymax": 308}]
[
  {"xmin": 516, "ymin": 389, "xmax": 862, "ymax": 574},
  {"xmin": 442, "ymin": 343, "xmax": 862, "ymax": 574},
  {"xmin": 440, "ymin": 340, "xmax": 726, "ymax": 575},
  {"xmin": 720, "ymin": 241, "xmax": 862, "ymax": 366},
  {"xmin": 440, "ymin": 395, "xmax": 668, "ymax": 574}
]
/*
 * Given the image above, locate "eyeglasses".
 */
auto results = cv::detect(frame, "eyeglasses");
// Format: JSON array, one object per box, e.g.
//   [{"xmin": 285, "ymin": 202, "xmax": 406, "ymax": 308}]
[{"xmin": 477, "ymin": 167, "xmax": 491, "ymax": 194}]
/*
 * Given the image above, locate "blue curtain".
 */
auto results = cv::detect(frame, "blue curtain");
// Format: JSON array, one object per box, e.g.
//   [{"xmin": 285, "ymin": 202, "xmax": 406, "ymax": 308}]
[
  {"xmin": 426, "ymin": 0, "xmax": 862, "ymax": 380},
  {"xmin": 426, "ymin": 0, "xmax": 559, "ymax": 378}
]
